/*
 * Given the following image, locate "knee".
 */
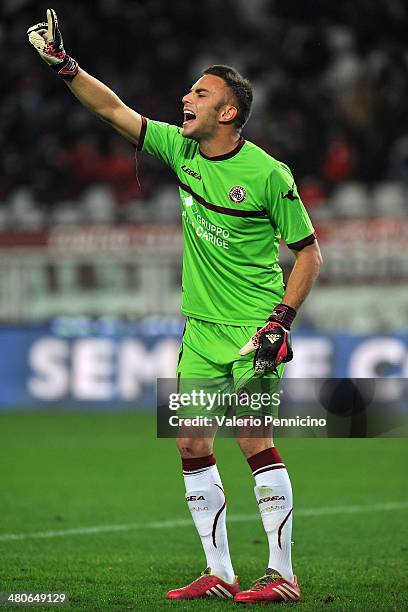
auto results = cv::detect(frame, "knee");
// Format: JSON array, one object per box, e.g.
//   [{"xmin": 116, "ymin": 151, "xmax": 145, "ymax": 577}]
[
  {"xmin": 176, "ymin": 437, "xmax": 214, "ymax": 458},
  {"xmin": 236, "ymin": 437, "xmax": 273, "ymax": 459}
]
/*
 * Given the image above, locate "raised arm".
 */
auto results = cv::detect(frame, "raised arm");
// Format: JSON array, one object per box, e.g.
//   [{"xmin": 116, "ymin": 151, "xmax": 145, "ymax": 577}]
[
  {"xmin": 66, "ymin": 70, "xmax": 143, "ymax": 145},
  {"xmin": 27, "ymin": 8, "xmax": 142, "ymax": 145}
]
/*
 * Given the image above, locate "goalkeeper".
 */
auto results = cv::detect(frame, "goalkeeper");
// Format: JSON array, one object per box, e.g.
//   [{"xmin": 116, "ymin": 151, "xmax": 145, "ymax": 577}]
[{"xmin": 28, "ymin": 9, "xmax": 322, "ymax": 605}]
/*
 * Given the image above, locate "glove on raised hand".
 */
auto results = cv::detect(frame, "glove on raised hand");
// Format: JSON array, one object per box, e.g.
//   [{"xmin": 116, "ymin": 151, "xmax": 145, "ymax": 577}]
[{"xmin": 27, "ymin": 8, "xmax": 78, "ymax": 81}]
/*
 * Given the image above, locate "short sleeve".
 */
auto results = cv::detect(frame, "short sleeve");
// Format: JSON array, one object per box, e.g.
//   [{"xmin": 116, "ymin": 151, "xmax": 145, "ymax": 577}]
[
  {"xmin": 137, "ymin": 117, "xmax": 185, "ymax": 172},
  {"xmin": 265, "ymin": 162, "xmax": 316, "ymax": 250}
]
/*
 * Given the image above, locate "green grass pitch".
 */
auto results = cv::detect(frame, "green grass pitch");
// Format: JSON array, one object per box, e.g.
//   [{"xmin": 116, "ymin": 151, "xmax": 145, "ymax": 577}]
[{"xmin": 0, "ymin": 412, "xmax": 407, "ymax": 611}]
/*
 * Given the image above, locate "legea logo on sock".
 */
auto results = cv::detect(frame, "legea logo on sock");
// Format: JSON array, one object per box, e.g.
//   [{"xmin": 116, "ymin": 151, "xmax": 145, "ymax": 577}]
[{"xmin": 258, "ymin": 496, "xmax": 285, "ymax": 504}]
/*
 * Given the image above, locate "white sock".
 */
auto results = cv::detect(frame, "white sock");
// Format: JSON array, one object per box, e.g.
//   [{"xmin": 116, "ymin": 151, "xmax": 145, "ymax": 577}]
[
  {"xmin": 183, "ymin": 456, "xmax": 235, "ymax": 584},
  {"xmin": 250, "ymin": 449, "xmax": 294, "ymax": 582}
]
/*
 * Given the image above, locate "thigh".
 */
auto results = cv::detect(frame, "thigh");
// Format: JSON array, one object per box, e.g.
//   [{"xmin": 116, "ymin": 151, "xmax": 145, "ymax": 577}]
[
  {"xmin": 177, "ymin": 318, "xmax": 229, "ymax": 379},
  {"xmin": 176, "ymin": 318, "xmax": 232, "ymax": 418}
]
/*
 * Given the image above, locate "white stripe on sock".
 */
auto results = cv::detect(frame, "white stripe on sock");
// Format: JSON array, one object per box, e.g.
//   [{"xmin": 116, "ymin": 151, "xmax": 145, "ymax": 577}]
[
  {"xmin": 183, "ymin": 467, "xmax": 211, "ymax": 475},
  {"xmin": 253, "ymin": 463, "xmax": 285, "ymax": 476}
]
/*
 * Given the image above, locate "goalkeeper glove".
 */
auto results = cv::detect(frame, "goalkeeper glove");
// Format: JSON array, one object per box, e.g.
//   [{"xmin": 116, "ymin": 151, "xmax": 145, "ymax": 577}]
[
  {"xmin": 27, "ymin": 8, "xmax": 78, "ymax": 81},
  {"xmin": 239, "ymin": 304, "xmax": 295, "ymax": 374}
]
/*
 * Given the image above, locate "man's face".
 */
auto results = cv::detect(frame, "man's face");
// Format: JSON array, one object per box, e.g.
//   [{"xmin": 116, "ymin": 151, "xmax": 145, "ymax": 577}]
[{"xmin": 181, "ymin": 74, "xmax": 236, "ymax": 140}]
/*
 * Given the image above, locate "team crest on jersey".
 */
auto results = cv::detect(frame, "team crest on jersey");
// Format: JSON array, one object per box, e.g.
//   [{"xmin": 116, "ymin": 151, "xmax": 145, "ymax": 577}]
[{"xmin": 229, "ymin": 185, "xmax": 247, "ymax": 203}]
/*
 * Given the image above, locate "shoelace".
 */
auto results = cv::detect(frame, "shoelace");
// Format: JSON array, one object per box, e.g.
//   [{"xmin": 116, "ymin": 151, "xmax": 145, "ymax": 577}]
[{"xmin": 251, "ymin": 573, "xmax": 281, "ymax": 591}]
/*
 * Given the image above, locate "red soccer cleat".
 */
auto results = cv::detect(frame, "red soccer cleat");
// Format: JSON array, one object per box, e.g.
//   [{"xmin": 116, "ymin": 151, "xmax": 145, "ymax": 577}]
[
  {"xmin": 235, "ymin": 569, "xmax": 301, "ymax": 604},
  {"xmin": 166, "ymin": 567, "xmax": 240, "ymax": 600}
]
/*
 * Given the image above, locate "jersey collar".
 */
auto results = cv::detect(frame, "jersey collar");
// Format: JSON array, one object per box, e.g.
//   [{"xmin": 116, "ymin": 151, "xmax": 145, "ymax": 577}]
[{"xmin": 199, "ymin": 137, "xmax": 245, "ymax": 161}]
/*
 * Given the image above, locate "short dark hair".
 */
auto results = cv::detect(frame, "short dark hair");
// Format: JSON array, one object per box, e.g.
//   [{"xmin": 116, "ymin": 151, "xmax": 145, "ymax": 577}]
[{"xmin": 202, "ymin": 64, "xmax": 253, "ymax": 131}]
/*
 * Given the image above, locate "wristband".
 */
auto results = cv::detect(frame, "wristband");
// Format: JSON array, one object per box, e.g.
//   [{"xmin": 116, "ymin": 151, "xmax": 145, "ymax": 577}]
[
  {"xmin": 268, "ymin": 303, "xmax": 296, "ymax": 329},
  {"xmin": 51, "ymin": 54, "xmax": 79, "ymax": 81}
]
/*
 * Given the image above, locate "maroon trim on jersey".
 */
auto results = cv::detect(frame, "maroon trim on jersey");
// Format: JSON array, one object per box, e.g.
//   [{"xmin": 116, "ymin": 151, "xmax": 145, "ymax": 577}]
[
  {"xmin": 212, "ymin": 484, "xmax": 227, "ymax": 548},
  {"xmin": 199, "ymin": 136, "xmax": 245, "ymax": 161},
  {"xmin": 287, "ymin": 232, "xmax": 317, "ymax": 251},
  {"xmin": 137, "ymin": 116, "xmax": 147, "ymax": 151},
  {"xmin": 182, "ymin": 454, "xmax": 216, "ymax": 472},
  {"xmin": 278, "ymin": 508, "xmax": 293, "ymax": 550},
  {"xmin": 247, "ymin": 447, "xmax": 283, "ymax": 472},
  {"xmin": 179, "ymin": 180, "xmax": 267, "ymax": 218}
]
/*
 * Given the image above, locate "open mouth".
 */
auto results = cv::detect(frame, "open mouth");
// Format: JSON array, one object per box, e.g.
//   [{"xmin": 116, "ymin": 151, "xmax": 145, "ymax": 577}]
[{"xmin": 183, "ymin": 110, "xmax": 197, "ymax": 125}]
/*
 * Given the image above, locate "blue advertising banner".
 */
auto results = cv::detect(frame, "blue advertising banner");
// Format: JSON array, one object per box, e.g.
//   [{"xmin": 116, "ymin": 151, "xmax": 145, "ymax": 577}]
[{"xmin": 0, "ymin": 318, "xmax": 407, "ymax": 408}]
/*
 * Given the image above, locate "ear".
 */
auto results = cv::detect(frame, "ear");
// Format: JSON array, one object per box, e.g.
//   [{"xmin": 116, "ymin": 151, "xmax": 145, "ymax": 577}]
[{"xmin": 219, "ymin": 105, "xmax": 238, "ymax": 124}]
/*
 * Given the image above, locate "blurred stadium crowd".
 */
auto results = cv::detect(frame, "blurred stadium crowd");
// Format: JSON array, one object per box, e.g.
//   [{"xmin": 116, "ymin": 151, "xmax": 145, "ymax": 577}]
[{"xmin": 1, "ymin": 0, "xmax": 407, "ymax": 226}]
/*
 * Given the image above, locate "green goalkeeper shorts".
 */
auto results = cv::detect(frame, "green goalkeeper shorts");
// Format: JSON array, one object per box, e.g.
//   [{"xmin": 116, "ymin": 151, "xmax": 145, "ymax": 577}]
[{"xmin": 176, "ymin": 317, "xmax": 284, "ymax": 418}]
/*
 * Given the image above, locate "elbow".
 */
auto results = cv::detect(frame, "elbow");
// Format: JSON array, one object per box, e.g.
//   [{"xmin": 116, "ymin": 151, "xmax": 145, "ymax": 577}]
[
  {"xmin": 296, "ymin": 241, "xmax": 323, "ymax": 273},
  {"xmin": 314, "ymin": 252, "xmax": 323, "ymax": 281},
  {"xmin": 316, "ymin": 249, "xmax": 323, "ymax": 271},
  {"xmin": 311, "ymin": 240, "xmax": 323, "ymax": 273}
]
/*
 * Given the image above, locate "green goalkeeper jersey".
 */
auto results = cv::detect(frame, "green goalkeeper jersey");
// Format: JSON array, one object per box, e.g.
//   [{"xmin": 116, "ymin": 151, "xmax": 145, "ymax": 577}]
[{"xmin": 138, "ymin": 118, "xmax": 315, "ymax": 325}]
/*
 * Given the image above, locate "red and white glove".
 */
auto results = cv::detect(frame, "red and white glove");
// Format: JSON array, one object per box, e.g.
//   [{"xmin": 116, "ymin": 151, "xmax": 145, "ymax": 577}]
[
  {"xmin": 27, "ymin": 8, "xmax": 78, "ymax": 81},
  {"xmin": 239, "ymin": 304, "xmax": 295, "ymax": 374}
]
